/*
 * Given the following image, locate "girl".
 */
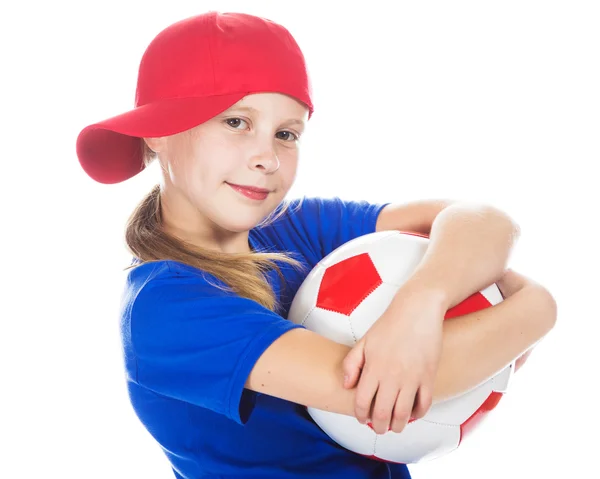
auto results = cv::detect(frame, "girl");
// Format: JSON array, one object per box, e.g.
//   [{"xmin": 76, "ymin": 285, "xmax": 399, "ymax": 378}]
[{"xmin": 76, "ymin": 11, "xmax": 557, "ymax": 479}]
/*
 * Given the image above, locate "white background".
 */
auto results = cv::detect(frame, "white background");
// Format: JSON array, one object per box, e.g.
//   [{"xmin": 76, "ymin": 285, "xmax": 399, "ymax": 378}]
[{"xmin": 1, "ymin": 0, "xmax": 598, "ymax": 477}]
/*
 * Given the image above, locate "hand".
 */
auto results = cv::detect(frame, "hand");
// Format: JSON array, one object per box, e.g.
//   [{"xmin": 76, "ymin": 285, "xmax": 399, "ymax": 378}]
[{"xmin": 342, "ymin": 287, "xmax": 446, "ymax": 435}]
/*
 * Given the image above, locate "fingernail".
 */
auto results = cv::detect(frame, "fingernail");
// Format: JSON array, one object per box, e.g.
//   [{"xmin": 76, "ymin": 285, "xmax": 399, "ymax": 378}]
[{"xmin": 343, "ymin": 375, "xmax": 349, "ymax": 384}]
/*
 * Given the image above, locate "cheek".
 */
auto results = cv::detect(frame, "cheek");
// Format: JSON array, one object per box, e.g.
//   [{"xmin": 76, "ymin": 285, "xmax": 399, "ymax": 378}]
[
  {"xmin": 196, "ymin": 137, "xmax": 243, "ymax": 177},
  {"xmin": 281, "ymin": 154, "xmax": 299, "ymax": 183},
  {"xmin": 165, "ymin": 137, "xmax": 197, "ymax": 188},
  {"xmin": 167, "ymin": 157, "xmax": 206, "ymax": 198}
]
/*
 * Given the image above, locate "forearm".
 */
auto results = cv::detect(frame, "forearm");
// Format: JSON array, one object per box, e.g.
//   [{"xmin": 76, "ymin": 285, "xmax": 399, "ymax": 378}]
[
  {"xmin": 408, "ymin": 203, "xmax": 520, "ymax": 309},
  {"xmin": 432, "ymin": 281, "xmax": 557, "ymax": 403}
]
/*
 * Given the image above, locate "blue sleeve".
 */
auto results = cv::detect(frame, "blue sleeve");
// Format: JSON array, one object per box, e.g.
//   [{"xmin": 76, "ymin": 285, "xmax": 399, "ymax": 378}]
[
  {"xmin": 284, "ymin": 196, "xmax": 390, "ymax": 259},
  {"xmin": 129, "ymin": 268, "xmax": 304, "ymax": 425}
]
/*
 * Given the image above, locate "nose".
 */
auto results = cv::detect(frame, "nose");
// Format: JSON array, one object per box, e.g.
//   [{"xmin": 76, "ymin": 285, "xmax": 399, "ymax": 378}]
[{"xmin": 249, "ymin": 149, "xmax": 280, "ymax": 174}]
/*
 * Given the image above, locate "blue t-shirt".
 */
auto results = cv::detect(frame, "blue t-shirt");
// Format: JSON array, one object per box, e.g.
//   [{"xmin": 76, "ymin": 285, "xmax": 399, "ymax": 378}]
[{"xmin": 120, "ymin": 196, "xmax": 411, "ymax": 479}]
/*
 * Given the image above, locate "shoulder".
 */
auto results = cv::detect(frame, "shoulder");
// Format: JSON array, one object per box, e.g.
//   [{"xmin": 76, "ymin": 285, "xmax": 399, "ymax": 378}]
[
  {"xmin": 124, "ymin": 259, "xmax": 202, "ymax": 298},
  {"xmin": 262, "ymin": 195, "xmax": 388, "ymax": 232},
  {"xmin": 252, "ymin": 195, "xmax": 389, "ymax": 264},
  {"xmin": 121, "ymin": 258, "xmax": 298, "ymax": 357},
  {"xmin": 278, "ymin": 195, "xmax": 373, "ymax": 216},
  {"xmin": 121, "ymin": 259, "xmax": 234, "ymax": 322},
  {"xmin": 121, "ymin": 259, "xmax": 277, "ymax": 351}
]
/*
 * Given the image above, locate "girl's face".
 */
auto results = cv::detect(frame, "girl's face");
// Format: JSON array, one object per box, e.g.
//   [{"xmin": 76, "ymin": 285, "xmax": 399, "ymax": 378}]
[{"xmin": 148, "ymin": 93, "xmax": 308, "ymax": 251}]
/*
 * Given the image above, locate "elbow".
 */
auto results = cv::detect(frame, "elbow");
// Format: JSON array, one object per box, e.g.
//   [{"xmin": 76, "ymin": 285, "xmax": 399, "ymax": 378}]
[
  {"xmin": 483, "ymin": 204, "xmax": 522, "ymax": 245},
  {"xmin": 543, "ymin": 287, "xmax": 558, "ymax": 331},
  {"xmin": 532, "ymin": 284, "xmax": 558, "ymax": 335},
  {"xmin": 454, "ymin": 202, "xmax": 521, "ymax": 246}
]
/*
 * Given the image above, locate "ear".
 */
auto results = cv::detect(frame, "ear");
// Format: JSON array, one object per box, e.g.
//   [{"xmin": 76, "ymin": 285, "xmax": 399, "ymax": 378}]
[{"xmin": 143, "ymin": 137, "xmax": 166, "ymax": 154}]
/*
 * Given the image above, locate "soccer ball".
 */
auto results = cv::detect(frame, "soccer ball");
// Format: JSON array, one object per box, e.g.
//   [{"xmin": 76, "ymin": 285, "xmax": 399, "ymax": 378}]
[{"xmin": 287, "ymin": 230, "xmax": 514, "ymax": 464}]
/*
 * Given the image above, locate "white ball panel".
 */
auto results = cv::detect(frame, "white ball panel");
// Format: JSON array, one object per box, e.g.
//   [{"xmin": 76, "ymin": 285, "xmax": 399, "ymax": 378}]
[
  {"xmin": 368, "ymin": 233, "xmax": 430, "ymax": 287},
  {"xmin": 318, "ymin": 231, "xmax": 398, "ymax": 268},
  {"xmin": 307, "ymin": 408, "xmax": 377, "ymax": 456},
  {"xmin": 423, "ymin": 374, "xmax": 502, "ymax": 425},
  {"xmin": 480, "ymin": 282, "xmax": 503, "ymax": 306},
  {"xmin": 349, "ymin": 282, "xmax": 402, "ymax": 339},
  {"xmin": 375, "ymin": 420, "xmax": 460, "ymax": 463},
  {"xmin": 287, "ymin": 265, "xmax": 325, "ymax": 325},
  {"xmin": 303, "ymin": 308, "xmax": 357, "ymax": 347},
  {"xmin": 491, "ymin": 362, "xmax": 514, "ymax": 393}
]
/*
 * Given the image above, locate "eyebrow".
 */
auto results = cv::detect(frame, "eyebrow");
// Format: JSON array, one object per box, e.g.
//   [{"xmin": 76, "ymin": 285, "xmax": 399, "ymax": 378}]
[{"xmin": 227, "ymin": 105, "xmax": 305, "ymax": 127}]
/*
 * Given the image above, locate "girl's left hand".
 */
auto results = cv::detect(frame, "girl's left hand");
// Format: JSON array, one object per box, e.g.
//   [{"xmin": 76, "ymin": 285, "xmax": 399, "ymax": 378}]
[{"xmin": 342, "ymin": 286, "xmax": 446, "ymax": 435}]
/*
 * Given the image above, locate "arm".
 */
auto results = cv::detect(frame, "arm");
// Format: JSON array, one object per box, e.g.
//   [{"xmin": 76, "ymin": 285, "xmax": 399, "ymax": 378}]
[
  {"xmin": 376, "ymin": 200, "xmax": 521, "ymax": 309},
  {"xmin": 246, "ymin": 270, "xmax": 557, "ymax": 416},
  {"xmin": 433, "ymin": 270, "xmax": 556, "ymax": 402}
]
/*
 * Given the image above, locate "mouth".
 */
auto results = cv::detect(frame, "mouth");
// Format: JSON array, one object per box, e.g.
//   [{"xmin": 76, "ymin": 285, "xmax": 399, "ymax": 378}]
[
  {"xmin": 226, "ymin": 182, "xmax": 272, "ymax": 200},
  {"xmin": 226, "ymin": 183, "xmax": 272, "ymax": 194}
]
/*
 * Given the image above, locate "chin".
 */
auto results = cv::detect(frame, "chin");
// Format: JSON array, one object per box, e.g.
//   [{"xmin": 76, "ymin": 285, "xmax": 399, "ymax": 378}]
[
  {"xmin": 221, "ymin": 215, "xmax": 265, "ymax": 233},
  {"xmin": 217, "ymin": 196, "xmax": 282, "ymax": 232}
]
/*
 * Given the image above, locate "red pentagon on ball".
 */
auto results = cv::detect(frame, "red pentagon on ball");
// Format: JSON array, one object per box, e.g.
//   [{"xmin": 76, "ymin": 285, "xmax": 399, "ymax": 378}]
[{"xmin": 316, "ymin": 253, "xmax": 383, "ymax": 316}]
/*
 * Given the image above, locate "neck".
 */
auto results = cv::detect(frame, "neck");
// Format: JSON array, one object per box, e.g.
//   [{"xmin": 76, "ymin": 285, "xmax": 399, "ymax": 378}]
[{"xmin": 159, "ymin": 188, "xmax": 252, "ymax": 255}]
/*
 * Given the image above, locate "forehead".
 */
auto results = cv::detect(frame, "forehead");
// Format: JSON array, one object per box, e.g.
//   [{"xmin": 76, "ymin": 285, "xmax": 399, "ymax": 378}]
[{"xmin": 228, "ymin": 93, "xmax": 308, "ymax": 123}]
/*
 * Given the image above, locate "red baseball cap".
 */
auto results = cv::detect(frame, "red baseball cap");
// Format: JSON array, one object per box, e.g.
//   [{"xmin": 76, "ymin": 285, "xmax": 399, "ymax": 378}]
[{"xmin": 76, "ymin": 11, "xmax": 314, "ymax": 184}]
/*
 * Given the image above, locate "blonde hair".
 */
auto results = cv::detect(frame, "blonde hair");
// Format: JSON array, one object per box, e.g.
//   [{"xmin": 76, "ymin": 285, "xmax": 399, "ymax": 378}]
[{"xmin": 124, "ymin": 140, "xmax": 307, "ymax": 313}]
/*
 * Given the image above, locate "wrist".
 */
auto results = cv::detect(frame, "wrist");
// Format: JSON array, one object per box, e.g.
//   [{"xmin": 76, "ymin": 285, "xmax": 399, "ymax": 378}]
[{"xmin": 392, "ymin": 274, "xmax": 451, "ymax": 313}]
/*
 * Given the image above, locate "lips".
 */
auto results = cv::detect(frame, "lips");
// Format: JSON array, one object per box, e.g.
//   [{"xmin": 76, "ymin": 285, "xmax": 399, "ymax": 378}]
[
  {"xmin": 227, "ymin": 183, "xmax": 271, "ymax": 193},
  {"xmin": 227, "ymin": 182, "xmax": 272, "ymax": 201}
]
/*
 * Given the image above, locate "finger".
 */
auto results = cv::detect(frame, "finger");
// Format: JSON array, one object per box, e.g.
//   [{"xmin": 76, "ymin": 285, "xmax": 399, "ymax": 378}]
[
  {"xmin": 411, "ymin": 385, "xmax": 433, "ymax": 420},
  {"xmin": 369, "ymin": 384, "xmax": 400, "ymax": 435},
  {"xmin": 342, "ymin": 338, "xmax": 365, "ymax": 389},
  {"xmin": 354, "ymin": 368, "xmax": 379, "ymax": 425},
  {"xmin": 390, "ymin": 385, "xmax": 418, "ymax": 433}
]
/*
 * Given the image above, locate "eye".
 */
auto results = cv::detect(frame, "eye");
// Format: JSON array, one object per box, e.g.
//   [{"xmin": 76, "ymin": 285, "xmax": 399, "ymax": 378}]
[
  {"xmin": 276, "ymin": 131, "xmax": 299, "ymax": 142},
  {"xmin": 225, "ymin": 118, "xmax": 249, "ymax": 130}
]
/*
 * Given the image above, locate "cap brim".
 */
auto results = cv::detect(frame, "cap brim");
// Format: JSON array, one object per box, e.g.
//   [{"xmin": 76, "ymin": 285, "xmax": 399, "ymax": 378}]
[{"xmin": 76, "ymin": 93, "xmax": 247, "ymax": 184}]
